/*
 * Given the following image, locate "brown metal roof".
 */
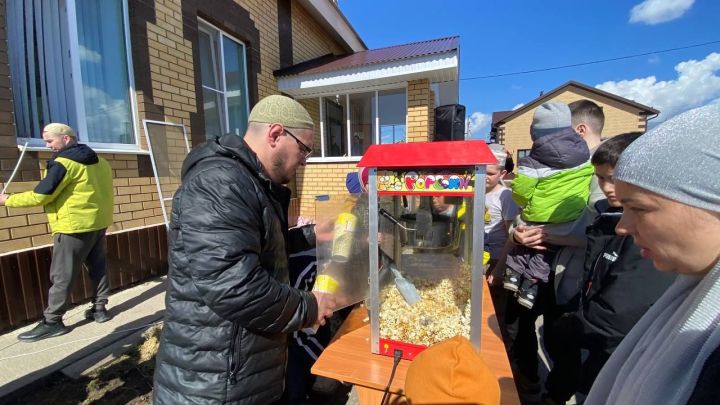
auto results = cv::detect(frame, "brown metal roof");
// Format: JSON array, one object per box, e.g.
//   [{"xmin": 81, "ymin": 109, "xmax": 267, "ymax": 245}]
[
  {"xmin": 274, "ymin": 36, "xmax": 459, "ymax": 77},
  {"xmin": 491, "ymin": 80, "xmax": 660, "ymax": 128},
  {"xmin": 492, "ymin": 111, "xmax": 514, "ymax": 126}
]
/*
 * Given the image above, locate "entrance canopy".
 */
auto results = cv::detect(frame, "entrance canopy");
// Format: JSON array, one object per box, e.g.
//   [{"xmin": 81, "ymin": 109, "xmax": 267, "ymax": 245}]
[{"xmin": 275, "ymin": 36, "xmax": 459, "ymax": 99}]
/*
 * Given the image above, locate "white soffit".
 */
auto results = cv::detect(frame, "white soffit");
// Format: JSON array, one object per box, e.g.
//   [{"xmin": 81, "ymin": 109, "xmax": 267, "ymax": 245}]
[
  {"xmin": 278, "ymin": 51, "xmax": 458, "ymax": 98},
  {"xmin": 298, "ymin": 0, "xmax": 366, "ymax": 53}
]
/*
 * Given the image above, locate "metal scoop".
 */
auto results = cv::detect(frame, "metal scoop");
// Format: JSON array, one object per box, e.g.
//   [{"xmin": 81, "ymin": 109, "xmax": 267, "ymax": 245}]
[
  {"xmin": 379, "ymin": 249, "xmax": 421, "ymax": 306},
  {"xmin": 389, "ymin": 263, "xmax": 421, "ymax": 306}
]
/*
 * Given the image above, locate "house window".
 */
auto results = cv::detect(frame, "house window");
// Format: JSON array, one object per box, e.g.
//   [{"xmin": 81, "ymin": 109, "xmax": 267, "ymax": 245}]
[
  {"xmin": 378, "ymin": 89, "xmax": 406, "ymax": 144},
  {"xmin": 349, "ymin": 92, "xmax": 374, "ymax": 156},
  {"xmin": 198, "ymin": 20, "xmax": 250, "ymax": 139},
  {"xmin": 323, "ymin": 95, "xmax": 346, "ymax": 157},
  {"xmin": 314, "ymin": 87, "xmax": 406, "ymax": 160},
  {"xmin": 7, "ymin": 0, "xmax": 137, "ymax": 147},
  {"xmin": 517, "ymin": 149, "xmax": 531, "ymax": 160}
]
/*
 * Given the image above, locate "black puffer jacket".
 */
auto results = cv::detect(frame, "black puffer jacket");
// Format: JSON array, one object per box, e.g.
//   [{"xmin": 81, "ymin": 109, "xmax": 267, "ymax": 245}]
[
  {"xmin": 153, "ymin": 135, "xmax": 318, "ymax": 404},
  {"xmin": 580, "ymin": 200, "xmax": 676, "ymax": 352}
]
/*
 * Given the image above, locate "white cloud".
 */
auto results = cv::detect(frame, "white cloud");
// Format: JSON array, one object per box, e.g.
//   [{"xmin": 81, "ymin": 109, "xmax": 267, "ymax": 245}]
[
  {"xmin": 466, "ymin": 111, "xmax": 491, "ymax": 140},
  {"xmin": 648, "ymin": 54, "xmax": 661, "ymax": 64},
  {"xmin": 596, "ymin": 52, "xmax": 720, "ymax": 123},
  {"xmin": 83, "ymin": 86, "xmax": 133, "ymax": 143},
  {"xmin": 629, "ymin": 0, "xmax": 695, "ymax": 25},
  {"xmin": 512, "ymin": 103, "xmax": 525, "ymax": 110},
  {"xmin": 79, "ymin": 45, "xmax": 102, "ymax": 63}
]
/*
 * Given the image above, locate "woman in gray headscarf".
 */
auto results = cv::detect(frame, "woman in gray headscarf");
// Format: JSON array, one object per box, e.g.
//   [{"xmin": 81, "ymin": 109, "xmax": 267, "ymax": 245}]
[{"xmin": 585, "ymin": 102, "xmax": 720, "ymax": 405}]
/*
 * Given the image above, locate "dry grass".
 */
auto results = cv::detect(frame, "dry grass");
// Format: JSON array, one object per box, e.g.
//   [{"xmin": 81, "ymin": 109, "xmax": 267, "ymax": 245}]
[{"xmin": 6, "ymin": 325, "xmax": 162, "ymax": 405}]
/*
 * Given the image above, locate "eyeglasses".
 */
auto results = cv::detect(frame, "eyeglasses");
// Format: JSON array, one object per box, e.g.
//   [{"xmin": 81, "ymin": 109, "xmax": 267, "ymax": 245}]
[{"xmin": 284, "ymin": 129, "xmax": 313, "ymax": 160}]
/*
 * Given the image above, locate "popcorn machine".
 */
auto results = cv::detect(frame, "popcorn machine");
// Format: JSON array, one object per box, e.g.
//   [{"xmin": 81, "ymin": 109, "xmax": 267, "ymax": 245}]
[{"xmin": 357, "ymin": 140, "xmax": 496, "ymax": 360}]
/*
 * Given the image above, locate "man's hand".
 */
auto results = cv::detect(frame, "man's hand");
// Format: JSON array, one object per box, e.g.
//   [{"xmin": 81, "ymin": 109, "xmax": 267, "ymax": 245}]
[
  {"xmin": 311, "ymin": 290, "xmax": 336, "ymax": 327},
  {"xmin": 513, "ymin": 224, "xmax": 547, "ymax": 250},
  {"xmin": 0, "ymin": 193, "xmax": 8, "ymax": 205},
  {"xmin": 314, "ymin": 220, "xmax": 334, "ymax": 243}
]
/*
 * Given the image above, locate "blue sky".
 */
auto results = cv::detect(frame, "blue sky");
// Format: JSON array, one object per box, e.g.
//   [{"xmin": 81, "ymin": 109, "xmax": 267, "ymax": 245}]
[{"xmin": 339, "ymin": 0, "xmax": 720, "ymax": 139}]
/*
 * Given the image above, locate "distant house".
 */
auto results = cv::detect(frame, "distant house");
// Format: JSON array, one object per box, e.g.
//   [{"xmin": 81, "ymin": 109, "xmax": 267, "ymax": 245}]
[{"xmin": 491, "ymin": 81, "xmax": 659, "ymax": 163}]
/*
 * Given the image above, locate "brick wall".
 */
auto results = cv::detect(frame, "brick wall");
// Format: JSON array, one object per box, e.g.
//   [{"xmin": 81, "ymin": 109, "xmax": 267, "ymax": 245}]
[
  {"xmin": 291, "ymin": 1, "xmax": 345, "ymax": 63},
  {"xmin": 143, "ymin": 0, "xmax": 197, "ymax": 145},
  {"xmin": 500, "ymin": 88, "xmax": 650, "ymax": 165},
  {"xmin": 0, "ymin": 152, "xmax": 164, "ymax": 253},
  {"xmin": 0, "ymin": 0, "xmax": 347, "ymax": 254},
  {"xmin": 295, "ymin": 162, "xmax": 358, "ymax": 219},
  {"xmin": 407, "ymin": 79, "xmax": 431, "ymax": 142}
]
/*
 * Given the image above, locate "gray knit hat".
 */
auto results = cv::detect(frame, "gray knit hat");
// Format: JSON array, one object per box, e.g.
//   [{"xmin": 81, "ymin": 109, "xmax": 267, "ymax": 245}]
[
  {"xmin": 531, "ymin": 102, "xmax": 572, "ymax": 140},
  {"xmin": 614, "ymin": 102, "xmax": 720, "ymax": 213},
  {"xmin": 248, "ymin": 95, "xmax": 314, "ymax": 129}
]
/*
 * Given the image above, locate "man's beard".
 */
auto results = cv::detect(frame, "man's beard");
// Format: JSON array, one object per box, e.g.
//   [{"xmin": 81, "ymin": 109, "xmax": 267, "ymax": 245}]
[{"xmin": 271, "ymin": 153, "xmax": 291, "ymax": 184}]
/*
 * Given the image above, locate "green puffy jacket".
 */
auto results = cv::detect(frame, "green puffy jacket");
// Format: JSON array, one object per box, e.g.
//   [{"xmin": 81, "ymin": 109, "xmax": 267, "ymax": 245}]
[
  {"xmin": 7, "ymin": 143, "xmax": 113, "ymax": 234},
  {"xmin": 512, "ymin": 128, "xmax": 593, "ymax": 223}
]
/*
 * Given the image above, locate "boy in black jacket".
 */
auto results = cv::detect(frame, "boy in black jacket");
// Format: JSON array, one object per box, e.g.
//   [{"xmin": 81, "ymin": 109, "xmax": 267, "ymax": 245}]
[{"xmin": 543, "ymin": 132, "xmax": 677, "ymax": 404}]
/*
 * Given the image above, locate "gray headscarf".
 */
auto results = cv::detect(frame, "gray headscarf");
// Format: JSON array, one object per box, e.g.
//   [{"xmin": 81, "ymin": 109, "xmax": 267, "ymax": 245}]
[{"xmin": 614, "ymin": 102, "xmax": 720, "ymax": 212}]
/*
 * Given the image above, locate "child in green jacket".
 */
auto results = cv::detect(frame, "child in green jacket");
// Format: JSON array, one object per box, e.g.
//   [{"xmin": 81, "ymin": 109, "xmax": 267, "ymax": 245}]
[{"xmin": 504, "ymin": 102, "xmax": 593, "ymax": 308}]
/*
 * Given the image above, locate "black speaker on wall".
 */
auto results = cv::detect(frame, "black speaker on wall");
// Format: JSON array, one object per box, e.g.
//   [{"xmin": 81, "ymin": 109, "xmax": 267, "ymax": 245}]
[{"xmin": 434, "ymin": 104, "xmax": 466, "ymax": 141}]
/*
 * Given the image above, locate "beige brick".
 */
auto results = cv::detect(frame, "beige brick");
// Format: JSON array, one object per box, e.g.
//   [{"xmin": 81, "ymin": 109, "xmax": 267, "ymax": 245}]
[
  {"xmin": 31, "ymin": 234, "xmax": 53, "ymax": 246},
  {"xmin": 0, "ymin": 237, "xmax": 32, "ymax": 253},
  {"xmin": 0, "ymin": 215, "xmax": 28, "ymax": 229},
  {"xmin": 120, "ymin": 202, "xmax": 144, "ymax": 212},
  {"xmin": 120, "ymin": 219, "xmax": 146, "ymax": 229},
  {"xmin": 11, "ymin": 224, "xmax": 48, "ymax": 238},
  {"xmin": 6, "ymin": 205, "xmax": 44, "ymax": 215},
  {"xmin": 113, "ymin": 178, "xmax": 129, "ymax": 187},
  {"xmin": 27, "ymin": 213, "xmax": 48, "ymax": 225},
  {"xmin": 115, "ymin": 195, "xmax": 131, "ymax": 204},
  {"xmin": 128, "ymin": 177, "xmax": 152, "ymax": 186},
  {"xmin": 113, "ymin": 212, "xmax": 133, "ymax": 222}
]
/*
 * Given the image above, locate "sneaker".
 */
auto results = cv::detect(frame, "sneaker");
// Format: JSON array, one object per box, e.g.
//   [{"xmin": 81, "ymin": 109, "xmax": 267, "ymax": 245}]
[
  {"xmin": 517, "ymin": 279, "xmax": 539, "ymax": 309},
  {"xmin": 18, "ymin": 320, "xmax": 69, "ymax": 342},
  {"xmin": 84, "ymin": 305, "xmax": 111, "ymax": 323},
  {"xmin": 503, "ymin": 269, "xmax": 522, "ymax": 292}
]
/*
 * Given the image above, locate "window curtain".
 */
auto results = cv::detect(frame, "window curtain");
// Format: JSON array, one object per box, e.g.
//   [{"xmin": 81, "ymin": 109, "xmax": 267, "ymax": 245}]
[
  {"xmin": 6, "ymin": 0, "xmax": 75, "ymax": 138},
  {"xmin": 76, "ymin": 0, "xmax": 133, "ymax": 144}
]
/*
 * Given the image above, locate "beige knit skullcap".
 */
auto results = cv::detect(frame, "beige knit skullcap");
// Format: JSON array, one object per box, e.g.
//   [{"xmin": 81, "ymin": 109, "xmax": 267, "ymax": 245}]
[
  {"xmin": 248, "ymin": 95, "xmax": 314, "ymax": 129},
  {"xmin": 43, "ymin": 123, "xmax": 77, "ymax": 138}
]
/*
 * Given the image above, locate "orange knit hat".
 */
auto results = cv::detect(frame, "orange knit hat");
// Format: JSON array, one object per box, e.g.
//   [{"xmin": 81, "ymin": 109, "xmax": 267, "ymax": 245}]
[{"xmin": 404, "ymin": 336, "xmax": 500, "ymax": 405}]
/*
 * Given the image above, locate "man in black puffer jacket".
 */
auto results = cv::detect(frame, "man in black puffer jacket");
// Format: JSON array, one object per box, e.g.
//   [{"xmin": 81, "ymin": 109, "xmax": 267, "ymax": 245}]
[{"xmin": 153, "ymin": 95, "xmax": 335, "ymax": 404}]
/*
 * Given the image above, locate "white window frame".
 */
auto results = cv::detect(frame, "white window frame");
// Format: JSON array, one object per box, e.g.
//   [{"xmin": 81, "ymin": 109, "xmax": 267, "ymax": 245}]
[
  {"xmin": 308, "ymin": 84, "xmax": 408, "ymax": 163},
  {"xmin": 15, "ymin": 0, "xmax": 141, "ymax": 153},
  {"xmin": 197, "ymin": 17, "xmax": 251, "ymax": 137}
]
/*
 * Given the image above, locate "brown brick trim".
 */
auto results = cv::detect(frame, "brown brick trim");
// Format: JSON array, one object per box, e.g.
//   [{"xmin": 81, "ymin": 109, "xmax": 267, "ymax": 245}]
[
  {"xmin": 277, "ymin": 0, "xmax": 293, "ymax": 68},
  {"xmin": 181, "ymin": 0, "xmax": 261, "ymax": 147},
  {"xmin": 128, "ymin": 0, "xmax": 165, "ymax": 122}
]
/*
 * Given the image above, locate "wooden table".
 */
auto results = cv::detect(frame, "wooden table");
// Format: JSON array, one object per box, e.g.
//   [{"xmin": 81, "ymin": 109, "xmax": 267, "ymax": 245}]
[{"xmin": 312, "ymin": 282, "xmax": 519, "ymax": 405}]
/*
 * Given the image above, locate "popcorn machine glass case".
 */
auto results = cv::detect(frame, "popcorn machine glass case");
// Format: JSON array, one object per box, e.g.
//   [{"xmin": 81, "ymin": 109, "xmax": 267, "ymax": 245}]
[{"xmin": 357, "ymin": 140, "xmax": 496, "ymax": 360}]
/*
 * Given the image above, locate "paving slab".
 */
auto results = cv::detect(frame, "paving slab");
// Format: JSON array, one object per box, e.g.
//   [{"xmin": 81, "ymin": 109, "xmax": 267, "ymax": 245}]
[{"xmin": 0, "ymin": 277, "xmax": 167, "ymax": 398}]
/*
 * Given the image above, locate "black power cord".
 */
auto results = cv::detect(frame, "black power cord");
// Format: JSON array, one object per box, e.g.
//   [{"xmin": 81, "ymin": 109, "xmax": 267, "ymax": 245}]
[{"xmin": 381, "ymin": 349, "xmax": 403, "ymax": 405}]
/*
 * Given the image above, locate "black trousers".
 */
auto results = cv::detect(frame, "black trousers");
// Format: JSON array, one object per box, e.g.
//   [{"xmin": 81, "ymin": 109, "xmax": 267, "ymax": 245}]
[
  {"xmin": 501, "ymin": 278, "xmax": 562, "ymax": 404},
  {"xmin": 44, "ymin": 229, "xmax": 109, "ymax": 323}
]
